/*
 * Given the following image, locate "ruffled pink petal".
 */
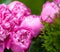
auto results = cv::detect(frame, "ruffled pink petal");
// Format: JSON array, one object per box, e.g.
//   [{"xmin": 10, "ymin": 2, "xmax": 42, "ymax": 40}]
[
  {"xmin": 8, "ymin": 1, "xmax": 31, "ymax": 18},
  {"xmin": 0, "ymin": 4, "xmax": 11, "ymax": 41}
]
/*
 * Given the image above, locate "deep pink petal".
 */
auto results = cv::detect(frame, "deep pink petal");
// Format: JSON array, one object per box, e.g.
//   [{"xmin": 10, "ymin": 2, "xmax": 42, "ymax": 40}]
[
  {"xmin": 11, "ymin": 44, "xmax": 25, "ymax": 52},
  {"xmin": 0, "ymin": 43, "xmax": 5, "ymax": 52}
]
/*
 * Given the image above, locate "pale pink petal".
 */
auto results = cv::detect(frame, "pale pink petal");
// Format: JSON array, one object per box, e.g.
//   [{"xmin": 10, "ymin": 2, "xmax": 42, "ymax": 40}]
[{"xmin": 20, "ymin": 15, "xmax": 44, "ymax": 37}]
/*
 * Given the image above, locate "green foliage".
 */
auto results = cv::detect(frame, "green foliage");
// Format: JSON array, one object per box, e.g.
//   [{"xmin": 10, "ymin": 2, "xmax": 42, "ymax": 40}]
[
  {"xmin": 47, "ymin": 0, "xmax": 53, "ymax": 2},
  {"xmin": 40, "ymin": 18, "xmax": 60, "ymax": 52},
  {"xmin": 0, "ymin": 0, "xmax": 2, "ymax": 4},
  {"xmin": 0, "ymin": 0, "xmax": 12, "ymax": 4},
  {"xmin": 28, "ymin": 37, "xmax": 46, "ymax": 52}
]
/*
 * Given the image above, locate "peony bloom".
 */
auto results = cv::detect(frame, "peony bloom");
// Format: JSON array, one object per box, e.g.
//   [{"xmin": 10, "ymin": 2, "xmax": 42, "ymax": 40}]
[
  {"xmin": 7, "ymin": 28, "xmax": 34, "ymax": 52},
  {"xmin": 40, "ymin": 1, "xmax": 59, "ymax": 23},
  {"xmin": 0, "ymin": 1, "xmax": 32, "ymax": 52},
  {"xmin": 20, "ymin": 15, "xmax": 44, "ymax": 37},
  {"xmin": 8, "ymin": 1, "xmax": 31, "ymax": 18}
]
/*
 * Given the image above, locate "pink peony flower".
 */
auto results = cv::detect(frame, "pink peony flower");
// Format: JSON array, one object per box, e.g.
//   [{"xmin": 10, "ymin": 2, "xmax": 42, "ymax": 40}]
[
  {"xmin": 0, "ymin": 2, "xmax": 32, "ymax": 51},
  {"xmin": 10, "ymin": 28, "xmax": 33, "ymax": 50},
  {"xmin": 40, "ymin": 1, "xmax": 59, "ymax": 23},
  {"xmin": 8, "ymin": 1, "xmax": 31, "ymax": 18},
  {"xmin": 5, "ymin": 27, "xmax": 33, "ymax": 52},
  {"xmin": 20, "ymin": 15, "xmax": 44, "ymax": 37}
]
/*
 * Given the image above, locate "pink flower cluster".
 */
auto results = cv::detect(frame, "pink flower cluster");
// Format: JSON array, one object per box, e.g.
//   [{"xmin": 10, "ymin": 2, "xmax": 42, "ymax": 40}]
[
  {"xmin": 40, "ymin": 1, "xmax": 59, "ymax": 23},
  {"xmin": 0, "ymin": 0, "xmax": 60, "ymax": 52},
  {"xmin": 0, "ymin": 1, "xmax": 43, "ymax": 52}
]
